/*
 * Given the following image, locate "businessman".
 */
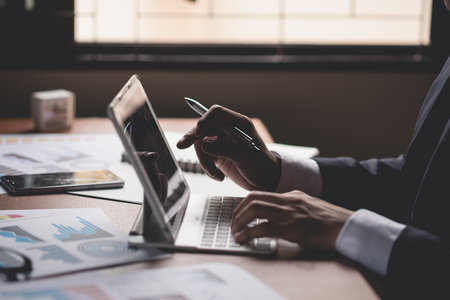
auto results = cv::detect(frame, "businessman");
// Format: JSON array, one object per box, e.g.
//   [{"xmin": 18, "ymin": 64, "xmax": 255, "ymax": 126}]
[{"xmin": 177, "ymin": 2, "xmax": 450, "ymax": 299}]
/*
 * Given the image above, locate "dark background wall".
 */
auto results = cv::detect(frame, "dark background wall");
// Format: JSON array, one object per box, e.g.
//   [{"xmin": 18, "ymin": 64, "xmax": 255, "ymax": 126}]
[{"xmin": 0, "ymin": 69, "xmax": 438, "ymax": 160}]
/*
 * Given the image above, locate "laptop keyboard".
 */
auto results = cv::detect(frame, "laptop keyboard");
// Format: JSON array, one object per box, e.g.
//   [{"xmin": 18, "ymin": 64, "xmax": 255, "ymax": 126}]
[{"xmin": 200, "ymin": 196, "xmax": 272, "ymax": 251}]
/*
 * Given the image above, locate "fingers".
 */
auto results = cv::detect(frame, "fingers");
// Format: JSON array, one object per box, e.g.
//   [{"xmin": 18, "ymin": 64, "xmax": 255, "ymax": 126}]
[
  {"xmin": 231, "ymin": 191, "xmax": 305, "ymax": 243},
  {"xmin": 176, "ymin": 127, "xmax": 198, "ymax": 149},
  {"xmin": 201, "ymin": 138, "xmax": 252, "ymax": 164},
  {"xmin": 195, "ymin": 105, "xmax": 257, "ymax": 138},
  {"xmin": 185, "ymin": 136, "xmax": 255, "ymax": 181},
  {"xmin": 231, "ymin": 190, "xmax": 354, "ymax": 250},
  {"xmin": 233, "ymin": 222, "xmax": 285, "ymax": 244},
  {"xmin": 194, "ymin": 139, "xmax": 225, "ymax": 181},
  {"xmin": 233, "ymin": 191, "xmax": 292, "ymax": 219},
  {"xmin": 176, "ymin": 105, "xmax": 276, "ymax": 190},
  {"xmin": 232, "ymin": 197, "xmax": 294, "ymax": 234},
  {"xmin": 176, "ymin": 105, "xmax": 269, "ymax": 164},
  {"xmin": 177, "ymin": 124, "xmax": 222, "ymax": 150}
]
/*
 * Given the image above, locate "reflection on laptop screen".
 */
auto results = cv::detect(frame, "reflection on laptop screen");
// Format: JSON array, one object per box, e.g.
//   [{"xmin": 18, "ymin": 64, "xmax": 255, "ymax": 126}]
[{"xmin": 121, "ymin": 82, "xmax": 189, "ymax": 223}]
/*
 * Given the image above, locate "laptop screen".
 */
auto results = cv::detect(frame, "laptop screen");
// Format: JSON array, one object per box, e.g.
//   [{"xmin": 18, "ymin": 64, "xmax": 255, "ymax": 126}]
[{"xmin": 112, "ymin": 76, "xmax": 189, "ymax": 224}]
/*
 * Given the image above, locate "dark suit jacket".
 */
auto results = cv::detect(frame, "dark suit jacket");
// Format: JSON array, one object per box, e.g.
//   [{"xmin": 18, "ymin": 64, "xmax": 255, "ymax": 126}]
[{"xmin": 314, "ymin": 57, "xmax": 450, "ymax": 299}]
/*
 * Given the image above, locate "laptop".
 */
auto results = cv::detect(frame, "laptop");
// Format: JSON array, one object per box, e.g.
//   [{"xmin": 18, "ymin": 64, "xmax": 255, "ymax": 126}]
[{"xmin": 107, "ymin": 75, "xmax": 277, "ymax": 255}]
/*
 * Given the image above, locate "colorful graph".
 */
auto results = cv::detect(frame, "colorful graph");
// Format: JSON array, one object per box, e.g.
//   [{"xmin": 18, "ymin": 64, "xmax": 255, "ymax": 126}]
[
  {"xmin": 52, "ymin": 217, "xmax": 113, "ymax": 242},
  {"xmin": 78, "ymin": 241, "xmax": 136, "ymax": 258},
  {"xmin": 31, "ymin": 245, "xmax": 81, "ymax": 264},
  {"xmin": 1, "ymin": 285, "xmax": 110, "ymax": 300},
  {"xmin": 0, "ymin": 214, "xmax": 25, "ymax": 221},
  {"xmin": 0, "ymin": 226, "xmax": 44, "ymax": 243},
  {"xmin": 2, "ymin": 289, "xmax": 72, "ymax": 300}
]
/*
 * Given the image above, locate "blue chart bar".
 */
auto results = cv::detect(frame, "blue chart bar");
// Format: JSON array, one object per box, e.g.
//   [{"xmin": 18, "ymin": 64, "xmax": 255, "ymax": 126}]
[
  {"xmin": 1, "ymin": 288, "xmax": 71, "ymax": 300},
  {"xmin": 52, "ymin": 217, "xmax": 113, "ymax": 242},
  {"xmin": 1, "ymin": 285, "xmax": 108, "ymax": 300},
  {"xmin": 36, "ymin": 245, "xmax": 81, "ymax": 264},
  {"xmin": 0, "ymin": 226, "xmax": 44, "ymax": 244}
]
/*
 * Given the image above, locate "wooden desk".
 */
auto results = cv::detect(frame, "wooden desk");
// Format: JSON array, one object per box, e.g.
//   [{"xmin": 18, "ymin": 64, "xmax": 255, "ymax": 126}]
[{"xmin": 0, "ymin": 118, "xmax": 380, "ymax": 300}]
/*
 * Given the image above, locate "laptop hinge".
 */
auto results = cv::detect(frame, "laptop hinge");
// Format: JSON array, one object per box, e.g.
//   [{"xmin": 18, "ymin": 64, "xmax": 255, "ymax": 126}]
[{"xmin": 130, "ymin": 194, "xmax": 174, "ymax": 244}]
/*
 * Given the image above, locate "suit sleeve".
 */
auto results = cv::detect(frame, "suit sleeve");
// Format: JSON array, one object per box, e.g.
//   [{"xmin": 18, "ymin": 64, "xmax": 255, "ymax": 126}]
[
  {"xmin": 382, "ymin": 226, "xmax": 450, "ymax": 300},
  {"xmin": 314, "ymin": 155, "xmax": 412, "ymax": 223}
]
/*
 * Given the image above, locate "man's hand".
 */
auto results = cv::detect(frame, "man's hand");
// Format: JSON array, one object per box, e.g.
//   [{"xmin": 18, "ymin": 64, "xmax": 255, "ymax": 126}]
[
  {"xmin": 177, "ymin": 105, "xmax": 281, "ymax": 192},
  {"xmin": 231, "ymin": 190, "xmax": 353, "ymax": 251}
]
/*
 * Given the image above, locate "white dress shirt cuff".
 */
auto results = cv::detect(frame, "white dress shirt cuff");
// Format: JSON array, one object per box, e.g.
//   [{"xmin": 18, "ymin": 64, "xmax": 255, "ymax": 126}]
[
  {"xmin": 274, "ymin": 151, "xmax": 322, "ymax": 197},
  {"xmin": 335, "ymin": 209, "xmax": 406, "ymax": 277}
]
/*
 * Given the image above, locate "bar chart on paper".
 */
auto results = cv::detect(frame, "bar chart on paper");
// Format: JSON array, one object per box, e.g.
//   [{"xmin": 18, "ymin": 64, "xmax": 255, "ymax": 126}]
[
  {"xmin": 52, "ymin": 217, "xmax": 113, "ymax": 242},
  {"xmin": 0, "ymin": 208, "xmax": 170, "ymax": 281},
  {"xmin": 31, "ymin": 245, "xmax": 82, "ymax": 264}
]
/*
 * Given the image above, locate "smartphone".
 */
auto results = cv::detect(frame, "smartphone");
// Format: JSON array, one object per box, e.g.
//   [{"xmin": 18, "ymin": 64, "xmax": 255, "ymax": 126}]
[{"xmin": 0, "ymin": 170, "xmax": 124, "ymax": 196}]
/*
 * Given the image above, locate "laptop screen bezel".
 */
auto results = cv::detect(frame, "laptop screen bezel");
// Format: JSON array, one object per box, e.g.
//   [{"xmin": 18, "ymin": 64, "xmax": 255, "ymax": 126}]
[{"xmin": 107, "ymin": 74, "xmax": 191, "ymax": 243}]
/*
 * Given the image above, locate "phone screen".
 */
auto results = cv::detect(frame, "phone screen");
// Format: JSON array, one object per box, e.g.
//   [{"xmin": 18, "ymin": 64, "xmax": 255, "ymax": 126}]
[{"xmin": 0, "ymin": 170, "xmax": 124, "ymax": 195}]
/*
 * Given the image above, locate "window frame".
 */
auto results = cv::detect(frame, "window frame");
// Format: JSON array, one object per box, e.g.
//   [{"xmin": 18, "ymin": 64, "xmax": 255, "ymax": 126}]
[{"xmin": 1, "ymin": 0, "xmax": 449, "ymax": 71}]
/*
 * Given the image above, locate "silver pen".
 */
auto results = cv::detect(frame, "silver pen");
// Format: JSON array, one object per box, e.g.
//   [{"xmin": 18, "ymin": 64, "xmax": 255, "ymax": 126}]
[{"xmin": 185, "ymin": 97, "xmax": 261, "ymax": 153}]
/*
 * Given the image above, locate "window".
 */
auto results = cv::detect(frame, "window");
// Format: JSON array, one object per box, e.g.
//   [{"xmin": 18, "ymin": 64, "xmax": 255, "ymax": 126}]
[
  {"xmin": 75, "ymin": 0, "xmax": 432, "ymax": 46},
  {"xmin": 1, "ymin": 0, "xmax": 446, "ymax": 70}
]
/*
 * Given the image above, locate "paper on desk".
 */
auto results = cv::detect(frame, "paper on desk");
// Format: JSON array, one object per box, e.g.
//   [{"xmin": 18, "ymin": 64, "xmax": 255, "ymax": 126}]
[
  {"xmin": 0, "ymin": 132, "xmax": 318, "ymax": 201},
  {"xmin": 69, "ymin": 161, "xmax": 145, "ymax": 203},
  {"xmin": 0, "ymin": 208, "xmax": 170, "ymax": 281},
  {"xmin": 0, "ymin": 134, "xmax": 124, "ymax": 195},
  {"xmin": 0, "ymin": 133, "xmax": 142, "ymax": 201},
  {"xmin": 0, "ymin": 208, "xmax": 108, "ymax": 220},
  {"xmin": 0, "ymin": 262, "xmax": 287, "ymax": 300}
]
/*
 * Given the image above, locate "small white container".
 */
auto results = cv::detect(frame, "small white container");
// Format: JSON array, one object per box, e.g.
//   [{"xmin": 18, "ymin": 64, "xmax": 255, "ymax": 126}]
[{"xmin": 31, "ymin": 89, "xmax": 75, "ymax": 132}]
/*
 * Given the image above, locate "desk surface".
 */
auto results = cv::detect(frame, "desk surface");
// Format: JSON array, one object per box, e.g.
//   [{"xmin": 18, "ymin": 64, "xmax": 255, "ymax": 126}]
[{"xmin": 0, "ymin": 118, "xmax": 380, "ymax": 300}]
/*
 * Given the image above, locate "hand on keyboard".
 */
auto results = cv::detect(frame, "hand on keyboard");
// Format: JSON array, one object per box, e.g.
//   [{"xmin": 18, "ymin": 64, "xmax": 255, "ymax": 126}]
[
  {"xmin": 200, "ymin": 196, "xmax": 273, "ymax": 251},
  {"xmin": 231, "ymin": 190, "xmax": 353, "ymax": 251}
]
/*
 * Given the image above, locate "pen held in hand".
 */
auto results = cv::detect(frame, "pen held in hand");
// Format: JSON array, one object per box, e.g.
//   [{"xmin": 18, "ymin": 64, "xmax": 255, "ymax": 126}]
[{"xmin": 184, "ymin": 97, "xmax": 261, "ymax": 153}]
